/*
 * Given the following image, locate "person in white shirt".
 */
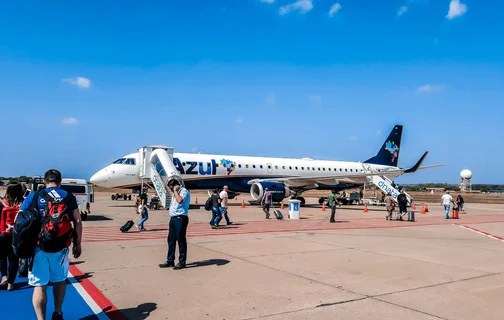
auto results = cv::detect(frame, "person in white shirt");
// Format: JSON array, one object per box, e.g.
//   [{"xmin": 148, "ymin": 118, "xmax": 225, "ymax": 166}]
[
  {"xmin": 441, "ymin": 191, "xmax": 454, "ymax": 219},
  {"xmin": 159, "ymin": 178, "xmax": 190, "ymax": 270},
  {"xmin": 219, "ymin": 185, "xmax": 233, "ymax": 225}
]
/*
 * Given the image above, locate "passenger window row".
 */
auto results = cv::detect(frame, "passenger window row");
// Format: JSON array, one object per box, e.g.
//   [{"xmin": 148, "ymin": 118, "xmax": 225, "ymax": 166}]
[{"xmin": 181, "ymin": 161, "xmax": 363, "ymax": 173}]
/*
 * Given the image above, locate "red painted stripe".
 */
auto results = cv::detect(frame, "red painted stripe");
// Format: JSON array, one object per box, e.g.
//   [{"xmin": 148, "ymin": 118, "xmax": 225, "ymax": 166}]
[
  {"xmin": 459, "ymin": 225, "xmax": 504, "ymax": 241},
  {"xmin": 69, "ymin": 264, "xmax": 126, "ymax": 320}
]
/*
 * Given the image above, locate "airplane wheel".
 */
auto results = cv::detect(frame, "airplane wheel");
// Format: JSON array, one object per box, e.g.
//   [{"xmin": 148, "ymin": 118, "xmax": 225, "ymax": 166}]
[{"xmin": 298, "ymin": 197, "xmax": 306, "ymax": 207}]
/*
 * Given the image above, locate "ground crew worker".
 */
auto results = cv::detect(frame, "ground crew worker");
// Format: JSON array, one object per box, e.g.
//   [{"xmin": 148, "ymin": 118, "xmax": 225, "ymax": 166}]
[{"xmin": 327, "ymin": 190, "xmax": 338, "ymax": 223}]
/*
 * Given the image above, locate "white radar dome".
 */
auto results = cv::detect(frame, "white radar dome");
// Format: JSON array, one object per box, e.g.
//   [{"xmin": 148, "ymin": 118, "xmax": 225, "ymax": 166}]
[{"xmin": 460, "ymin": 169, "xmax": 472, "ymax": 179}]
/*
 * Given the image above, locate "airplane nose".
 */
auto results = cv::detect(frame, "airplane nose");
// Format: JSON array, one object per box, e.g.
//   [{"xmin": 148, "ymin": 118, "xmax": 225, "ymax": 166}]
[{"xmin": 90, "ymin": 169, "xmax": 108, "ymax": 186}]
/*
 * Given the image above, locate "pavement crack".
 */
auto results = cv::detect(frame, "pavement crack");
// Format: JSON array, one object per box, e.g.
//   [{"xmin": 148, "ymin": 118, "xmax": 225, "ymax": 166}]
[
  {"xmin": 372, "ymin": 272, "xmax": 502, "ymax": 298},
  {"xmin": 372, "ymin": 298, "xmax": 449, "ymax": 320},
  {"xmin": 316, "ymin": 297, "xmax": 367, "ymax": 307}
]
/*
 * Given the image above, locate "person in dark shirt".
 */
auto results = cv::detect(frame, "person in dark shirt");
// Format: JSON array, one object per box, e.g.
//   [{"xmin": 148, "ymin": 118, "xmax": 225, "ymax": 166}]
[
  {"xmin": 397, "ymin": 189, "xmax": 408, "ymax": 220},
  {"xmin": 209, "ymin": 189, "xmax": 222, "ymax": 229},
  {"xmin": 137, "ymin": 188, "xmax": 149, "ymax": 231}
]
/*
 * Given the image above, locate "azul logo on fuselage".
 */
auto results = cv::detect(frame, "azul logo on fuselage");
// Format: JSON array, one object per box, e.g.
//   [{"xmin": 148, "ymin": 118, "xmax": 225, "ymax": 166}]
[{"xmin": 173, "ymin": 158, "xmax": 218, "ymax": 175}]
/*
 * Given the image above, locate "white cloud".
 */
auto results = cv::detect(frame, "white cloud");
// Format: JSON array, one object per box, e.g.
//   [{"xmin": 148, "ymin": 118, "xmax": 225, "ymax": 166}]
[
  {"xmin": 279, "ymin": 0, "xmax": 313, "ymax": 15},
  {"xmin": 349, "ymin": 136, "xmax": 358, "ymax": 141},
  {"xmin": 236, "ymin": 116, "xmax": 243, "ymax": 124},
  {"xmin": 328, "ymin": 3, "xmax": 342, "ymax": 17},
  {"xmin": 62, "ymin": 117, "xmax": 78, "ymax": 125},
  {"xmin": 309, "ymin": 94, "xmax": 322, "ymax": 105},
  {"xmin": 416, "ymin": 84, "xmax": 446, "ymax": 93},
  {"xmin": 266, "ymin": 93, "xmax": 276, "ymax": 106},
  {"xmin": 397, "ymin": 6, "xmax": 408, "ymax": 16},
  {"xmin": 446, "ymin": 0, "xmax": 467, "ymax": 20},
  {"xmin": 260, "ymin": 0, "xmax": 275, "ymax": 3},
  {"xmin": 62, "ymin": 77, "xmax": 91, "ymax": 89}
]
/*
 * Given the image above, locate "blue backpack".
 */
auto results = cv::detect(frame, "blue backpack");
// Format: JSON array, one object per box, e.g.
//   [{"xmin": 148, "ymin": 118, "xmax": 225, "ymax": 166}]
[{"xmin": 12, "ymin": 191, "xmax": 42, "ymax": 259}]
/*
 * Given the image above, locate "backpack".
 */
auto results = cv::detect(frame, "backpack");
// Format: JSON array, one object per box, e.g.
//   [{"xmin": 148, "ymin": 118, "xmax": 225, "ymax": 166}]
[
  {"xmin": 0, "ymin": 199, "xmax": 21, "ymax": 236},
  {"xmin": 204, "ymin": 197, "xmax": 213, "ymax": 211},
  {"xmin": 38, "ymin": 189, "xmax": 75, "ymax": 253},
  {"xmin": 12, "ymin": 191, "xmax": 42, "ymax": 258}
]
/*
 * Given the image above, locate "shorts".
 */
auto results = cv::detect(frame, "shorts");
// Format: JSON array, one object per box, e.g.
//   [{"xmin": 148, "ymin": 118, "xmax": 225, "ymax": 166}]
[{"xmin": 28, "ymin": 247, "xmax": 70, "ymax": 286}]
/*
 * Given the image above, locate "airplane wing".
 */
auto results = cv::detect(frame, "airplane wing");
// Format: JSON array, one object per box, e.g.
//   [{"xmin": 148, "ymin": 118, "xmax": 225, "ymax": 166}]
[{"xmin": 248, "ymin": 151, "xmax": 444, "ymax": 187}]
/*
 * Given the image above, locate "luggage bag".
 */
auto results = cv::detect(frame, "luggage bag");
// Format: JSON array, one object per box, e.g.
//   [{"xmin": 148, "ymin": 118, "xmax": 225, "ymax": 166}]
[{"xmin": 120, "ymin": 214, "xmax": 141, "ymax": 233}]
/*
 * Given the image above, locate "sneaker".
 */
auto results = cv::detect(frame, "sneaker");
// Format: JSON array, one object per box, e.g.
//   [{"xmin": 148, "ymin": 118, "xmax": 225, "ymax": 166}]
[
  {"xmin": 227, "ymin": 221, "xmax": 233, "ymax": 225},
  {"xmin": 52, "ymin": 312, "xmax": 64, "ymax": 320}
]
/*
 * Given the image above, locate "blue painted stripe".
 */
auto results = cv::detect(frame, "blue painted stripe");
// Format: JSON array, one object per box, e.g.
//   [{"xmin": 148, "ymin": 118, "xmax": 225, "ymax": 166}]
[{"xmin": 0, "ymin": 274, "xmax": 99, "ymax": 319}]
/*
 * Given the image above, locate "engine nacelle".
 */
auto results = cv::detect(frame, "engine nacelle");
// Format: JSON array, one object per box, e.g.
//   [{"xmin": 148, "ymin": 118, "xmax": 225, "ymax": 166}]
[{"xmin": 250, "ymin": 182, "xmax": 290, "ymax": 203}]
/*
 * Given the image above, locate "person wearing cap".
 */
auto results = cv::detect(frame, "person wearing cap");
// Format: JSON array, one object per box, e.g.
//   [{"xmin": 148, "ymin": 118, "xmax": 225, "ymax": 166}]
[{"xmin": 159, "ymin": 178, "xmax": 190, "ymax": 270}]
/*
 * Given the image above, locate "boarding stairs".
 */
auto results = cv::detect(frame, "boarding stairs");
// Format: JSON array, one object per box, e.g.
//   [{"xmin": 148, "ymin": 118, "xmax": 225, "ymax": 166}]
[
  {"xmin": 365, "ymin": 174, "xmax": 413, "ymax": 206},
  {"xmin": 138, "ymin": 146, "xmax": 184, "ymax": 209}
]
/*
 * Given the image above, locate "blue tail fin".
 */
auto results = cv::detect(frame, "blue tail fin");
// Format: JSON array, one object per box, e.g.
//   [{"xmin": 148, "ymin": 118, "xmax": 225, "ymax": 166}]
[{"xmin": 364, "ymin": 125, "xmax": 403, "ymax": 167}]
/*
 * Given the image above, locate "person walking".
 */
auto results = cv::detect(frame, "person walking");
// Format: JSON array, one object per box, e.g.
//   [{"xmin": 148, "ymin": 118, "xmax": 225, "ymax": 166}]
[
  {"xmin": 219, "ymin": 185, "xmax": 233, "ymax": 225},
  {"xmin": 441, "ymin": 191, "xmax": 453, "ymax": 219},
  {"xmin": 397, "ymin": 189, "xmax": 408, "ymax": 221},
  {"xmin": 261, "ymin": 188, "xmax": 272, "ymax": 219},
  {"xmin": 0, "ymin": 183, "xmax": 24, "ymax": 291},
  {"xmin": 384, "ymin": 193, "xmax": 395, "ymax": 220},
  {"xmin": 136, "ymin": 188, "xmax": 149, "ymax": 231},
  {"xmin": 209, "ymin": 189, "xmax": 222, "ymax": 229},
  {"xmin": 159, "ymin": 178, "xmax": 190, "ymax": 270},
  {"xmin": 21, "ymin": 169, "xmax": 83, "ymax": 320}
]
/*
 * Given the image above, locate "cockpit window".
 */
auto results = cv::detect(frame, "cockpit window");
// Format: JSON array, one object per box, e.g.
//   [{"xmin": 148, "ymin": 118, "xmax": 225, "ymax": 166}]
[
  {"xmin": 124, "ymin": 158, "xmax": 136, "ymax": 165},
  {"xmin": 113, "ymin": 158, "xmax": 126, "ymax": 164}
]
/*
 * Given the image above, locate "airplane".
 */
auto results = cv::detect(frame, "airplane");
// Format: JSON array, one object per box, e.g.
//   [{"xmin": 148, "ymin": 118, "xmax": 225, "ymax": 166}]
[{"xmin": 89, "ymin": 124, "xmax": 442, "ymax": 206}]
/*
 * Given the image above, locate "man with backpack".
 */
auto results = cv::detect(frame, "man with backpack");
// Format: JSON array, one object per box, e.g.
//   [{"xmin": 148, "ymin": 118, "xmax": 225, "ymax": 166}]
[{"xmin": 17, "ymin": 169, "xmax": 82, "ymax": 320}]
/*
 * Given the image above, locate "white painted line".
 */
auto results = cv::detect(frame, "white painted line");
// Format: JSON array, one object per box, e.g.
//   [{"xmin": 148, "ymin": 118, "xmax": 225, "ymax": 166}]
[{"xmin": 67, "ymin": 271, "xmax": 110, "ymax": 320}]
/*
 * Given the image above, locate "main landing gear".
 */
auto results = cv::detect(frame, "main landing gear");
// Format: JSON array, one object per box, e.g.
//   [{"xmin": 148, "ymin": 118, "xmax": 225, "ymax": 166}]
[{"xmin": 290, "ymin": 196, "xmax": 306, "ymax": 207}]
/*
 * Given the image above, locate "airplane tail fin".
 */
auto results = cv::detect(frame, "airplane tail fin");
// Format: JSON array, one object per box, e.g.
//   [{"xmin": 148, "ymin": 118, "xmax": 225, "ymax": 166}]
[{"xmin": 364, "ymin": 125, "xmax": 403, "ymax": 167}]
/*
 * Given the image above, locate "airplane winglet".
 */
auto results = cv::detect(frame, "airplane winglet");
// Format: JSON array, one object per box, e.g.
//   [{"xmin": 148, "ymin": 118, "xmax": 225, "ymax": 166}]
[{"xmin": 403, "ymin": 151, "xmax": 428, "ymax": 174}]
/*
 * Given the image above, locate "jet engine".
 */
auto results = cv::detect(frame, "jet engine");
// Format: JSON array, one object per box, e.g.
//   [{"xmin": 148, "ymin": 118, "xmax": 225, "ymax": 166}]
[{"xmin": 250, "ymin": 182, "xmax": 290, "ymax": 203}]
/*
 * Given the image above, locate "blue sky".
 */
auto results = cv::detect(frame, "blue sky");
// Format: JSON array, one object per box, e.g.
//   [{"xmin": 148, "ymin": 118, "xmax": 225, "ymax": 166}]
[{"xmin": 0, "ymin": 0, "xmax": 503, "ymax": 184}]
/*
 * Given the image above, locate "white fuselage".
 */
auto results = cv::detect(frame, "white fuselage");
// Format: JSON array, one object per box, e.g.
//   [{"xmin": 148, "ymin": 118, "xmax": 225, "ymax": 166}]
[{"xmin": 90, "ymin": 151, "xmax": 402, "ymax": 193}]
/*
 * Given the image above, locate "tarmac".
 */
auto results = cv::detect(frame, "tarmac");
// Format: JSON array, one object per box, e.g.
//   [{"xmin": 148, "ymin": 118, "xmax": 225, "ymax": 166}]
[{"xmin": 3, "ymin": 193, "xmax": 504, "ymax": 319}]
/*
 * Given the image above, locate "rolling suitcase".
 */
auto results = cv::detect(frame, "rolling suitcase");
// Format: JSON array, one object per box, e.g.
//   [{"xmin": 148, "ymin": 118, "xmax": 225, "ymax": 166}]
[
  {"xmin": 407, "ymin": 211, "xmax": 415, "ymax": 222},
  {"xmin": 273, "ymin": 210, "xmax": 284, "ymax": 220},
  {"xmin": 120, "ymin": 214, "xmax": 141, "ymax": 233}
]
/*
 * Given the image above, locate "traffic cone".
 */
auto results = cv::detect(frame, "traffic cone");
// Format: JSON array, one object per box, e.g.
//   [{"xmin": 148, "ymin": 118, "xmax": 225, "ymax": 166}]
[
  {"xmin": 412, "ymin": 204, "xmax": 416, "ymax": 210},
  {"xmin": 241, "ymin": 199, "xmax": 245, "ymax": 208},
  {"xmin": 281, "ymin": 201, "xmax": 284, "ymax": 209},
  {"xmin": 364, "ymin": 204, "xmax": 368, "ymax": 213},
  {"xmin": 195, "ymin": 197, "xmax": 198, "ymax": 204},
  {"xmin": 421, "ymin": 204, "xmax": 426, "ymax": 214},
  {"xmin": 425, "ymin": 204, "xmax": 429, "ymax": 213},
  {"xmin": 322, "ymin": 202, "xmax": 326, "ymax": 211}
]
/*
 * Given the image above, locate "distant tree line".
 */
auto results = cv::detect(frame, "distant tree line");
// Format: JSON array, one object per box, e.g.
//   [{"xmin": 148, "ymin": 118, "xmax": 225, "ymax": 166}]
[
  {"xmin": 404, "ymin": 183, "xmax": 504, "ymax": 193},
  {"xmin": 0, "ymin": 176, "xmax": 34, "ymax": 186}
]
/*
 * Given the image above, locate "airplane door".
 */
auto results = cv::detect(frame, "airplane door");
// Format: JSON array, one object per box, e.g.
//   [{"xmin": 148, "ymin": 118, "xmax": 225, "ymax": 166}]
[{"xmin": 267, "ymin": 163, "xmax": 273, "ymax": 173}]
